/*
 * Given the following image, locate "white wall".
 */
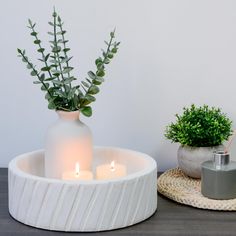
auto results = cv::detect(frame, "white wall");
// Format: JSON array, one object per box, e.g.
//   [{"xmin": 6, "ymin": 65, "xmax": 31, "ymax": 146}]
[{"xmin": 1, "ymin": 0, "xmax": 236, "ymax": 170}]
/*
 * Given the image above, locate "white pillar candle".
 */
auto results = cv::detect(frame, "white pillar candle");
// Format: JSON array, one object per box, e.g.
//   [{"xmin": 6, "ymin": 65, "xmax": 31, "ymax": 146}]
[
  {"xmin": 96, "ymin": 161, "xmax": 127, "ymax": 180},
  {"xmin": 62, "ymin": 162, "xmax": 93, "ymax": 180}
]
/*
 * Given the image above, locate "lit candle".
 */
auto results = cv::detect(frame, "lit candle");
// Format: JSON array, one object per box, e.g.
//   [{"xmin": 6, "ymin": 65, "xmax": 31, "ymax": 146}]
[
  {"xmin": 96, "ymin": 161, "xmax": 127, "ymax": 180},
  {"xmin": 62, "ymin": 162, "xmax": 93, "ymax": 180}
]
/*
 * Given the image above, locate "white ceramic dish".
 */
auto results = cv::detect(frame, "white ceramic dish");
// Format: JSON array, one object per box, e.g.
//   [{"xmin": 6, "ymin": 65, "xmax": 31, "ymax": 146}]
[{"xmin": 8, "ymin": 147, "xmax": 157, "ymax": 232}]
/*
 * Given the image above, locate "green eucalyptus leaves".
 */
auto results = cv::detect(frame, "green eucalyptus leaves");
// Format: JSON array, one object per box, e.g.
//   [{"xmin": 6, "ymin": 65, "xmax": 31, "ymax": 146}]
[{"xmin": 17, "ymin": 9, "xmax": 120, "ymax": 117}]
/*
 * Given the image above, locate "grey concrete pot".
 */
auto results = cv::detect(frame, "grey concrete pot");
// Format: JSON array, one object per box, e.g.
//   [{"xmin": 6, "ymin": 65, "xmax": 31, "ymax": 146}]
[{"xmin": 177, "ymin": 145, "xmax": 224, "ymax": 178}]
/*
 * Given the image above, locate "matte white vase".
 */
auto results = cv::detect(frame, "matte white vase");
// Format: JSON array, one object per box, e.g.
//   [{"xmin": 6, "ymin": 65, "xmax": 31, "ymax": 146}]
[
  {"xmin": 177, "ymin": 145, "xmax": 224, "ymax": 178},
  {"xmin": 45, "ymin": 110, "xmax": 93, "ymax": 179}
]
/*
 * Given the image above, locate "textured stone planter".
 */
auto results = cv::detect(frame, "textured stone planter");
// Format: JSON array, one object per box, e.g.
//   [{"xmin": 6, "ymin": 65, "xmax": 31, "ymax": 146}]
[
  {"xmin": 177, "ymin": 145, "xmax": 224, "ymax": 178},
  {"xmin": 8, "ymin": 147, "xmax": 157, "ymax": 232}
]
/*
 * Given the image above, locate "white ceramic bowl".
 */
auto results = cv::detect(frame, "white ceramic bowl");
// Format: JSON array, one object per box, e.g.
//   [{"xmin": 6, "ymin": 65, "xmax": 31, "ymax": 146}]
[{"xmin": 8, "ymin": 147, "xmax": 157, "ymax": 232}]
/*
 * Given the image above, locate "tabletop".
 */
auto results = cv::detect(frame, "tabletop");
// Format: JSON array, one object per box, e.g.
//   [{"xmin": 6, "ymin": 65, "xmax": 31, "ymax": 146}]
[{"xmin": 1, "ymin": 169, "xmax": 236, "ymax": 236}]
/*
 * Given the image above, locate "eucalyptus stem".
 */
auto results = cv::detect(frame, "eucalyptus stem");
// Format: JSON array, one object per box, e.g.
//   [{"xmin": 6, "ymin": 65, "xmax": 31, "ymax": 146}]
[
  {"xmin": 52, "ymin": 10, "xmax": 67, "ymax": 93},
  {"xmin": 102, "ymin": 30, "xmax": 114, "ymax": 64},
  {"xmin": 28, "ymin": 20, "xmax": 53, "ymax": 80},
  {"xmin": 58, "ymin": 16, "xmax": 71, "ymax": 88},
  {"xmin": 83, "ymin": 30, "xmax": 115, "ymax": 99},
  {"xmin": 51, "ymin": 19, "xmax": 60, "ymax": 83},
  {"xmin": 18, "ymin": 50, "xmax": 54, "ymax": 100}
]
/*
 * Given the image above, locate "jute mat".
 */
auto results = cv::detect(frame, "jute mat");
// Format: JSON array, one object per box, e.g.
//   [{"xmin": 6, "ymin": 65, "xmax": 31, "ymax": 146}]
[{"xmin": 157, "ymin": 168, "xmax": 236, "ymax": 211}]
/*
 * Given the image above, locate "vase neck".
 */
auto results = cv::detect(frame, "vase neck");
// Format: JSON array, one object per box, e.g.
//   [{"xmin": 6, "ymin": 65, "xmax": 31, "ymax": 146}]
[{"xmin": 57, "ymin": 110, "xmax": 80, "ymax": 121}]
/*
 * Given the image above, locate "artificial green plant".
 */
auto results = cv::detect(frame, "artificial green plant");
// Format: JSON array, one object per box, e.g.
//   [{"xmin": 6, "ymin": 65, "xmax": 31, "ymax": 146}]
[{"xmin": 165, "ymin": 104, "xmax": 233, "ymax": 147}]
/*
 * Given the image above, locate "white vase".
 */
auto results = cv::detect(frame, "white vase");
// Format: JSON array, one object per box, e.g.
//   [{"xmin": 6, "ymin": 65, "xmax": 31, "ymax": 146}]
[
  {"xmin": 45, "ymin": 110, "xmax": 93, "ymax": 179},
  {"xmin": 177, "ymin": 145, "xmax": 224, "ymax": 178}
]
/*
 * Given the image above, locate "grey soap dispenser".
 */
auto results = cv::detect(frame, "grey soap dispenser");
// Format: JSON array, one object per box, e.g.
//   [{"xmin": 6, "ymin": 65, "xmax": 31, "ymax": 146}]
[{"xmin": 201, "ymin": 151, "xmax": 236, "ymax": 200}]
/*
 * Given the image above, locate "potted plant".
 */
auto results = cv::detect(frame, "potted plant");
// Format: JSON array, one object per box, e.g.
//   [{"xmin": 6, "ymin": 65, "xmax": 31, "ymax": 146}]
[
  {"xmin": 165, "ymin": 104, "xmax": 233, "ymax": 178},
  {"xmin": 17, "ymin": 9, "xmax": 120, "ymax": 179}
]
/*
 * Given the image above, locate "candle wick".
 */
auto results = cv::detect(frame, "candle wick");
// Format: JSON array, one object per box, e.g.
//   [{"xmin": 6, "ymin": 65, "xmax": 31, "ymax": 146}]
[
  {"xmin": 75, "ymin": 162, "xmax": 80, "ymax": 177},
  {"xmin": 110, "ymin": 161, "xmax": 116, "ymax": 172}
]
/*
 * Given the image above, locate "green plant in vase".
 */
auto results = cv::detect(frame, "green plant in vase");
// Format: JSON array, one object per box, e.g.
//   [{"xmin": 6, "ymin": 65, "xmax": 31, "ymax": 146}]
[
  {"xmin": 17, "ymin": 9, "xmax": 120, "ymax": 117},
  {"xmin": 165, "ymin": 104, "xmax": 233, "ymax": 178},
  {"xmin": 17, "ymin": 9, "xmax": 120, "ymax": 179},
  {"xmin": 165, "ymin": 104, "xmax": 232, "ymax": 147}
]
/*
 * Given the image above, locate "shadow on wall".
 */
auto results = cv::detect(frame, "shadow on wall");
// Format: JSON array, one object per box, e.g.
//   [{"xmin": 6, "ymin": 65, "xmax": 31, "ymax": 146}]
[{"xmin": 152, "ymin": 142, "xmax": 179, "ymax": 172}]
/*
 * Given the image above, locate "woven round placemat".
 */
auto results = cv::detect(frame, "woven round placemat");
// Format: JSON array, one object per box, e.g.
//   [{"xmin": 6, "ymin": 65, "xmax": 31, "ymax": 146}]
[{"xmin": 157, "ymin": 168, "xmax": 236, "ymax": 211}]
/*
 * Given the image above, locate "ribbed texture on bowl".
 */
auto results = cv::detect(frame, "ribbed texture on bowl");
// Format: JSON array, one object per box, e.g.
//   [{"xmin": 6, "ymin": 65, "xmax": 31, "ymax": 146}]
[{"xmin": 8, "ymin": 148, "xmax": 157, "ymax": 232}]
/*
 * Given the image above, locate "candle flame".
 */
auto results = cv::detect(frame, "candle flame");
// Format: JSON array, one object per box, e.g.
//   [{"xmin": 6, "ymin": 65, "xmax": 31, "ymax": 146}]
[
  {"xmin": 110, "ymin": 161, "xmax": 115, "ymax": 172},
  {"xmin": 75, "ymin": 162, "xmax": 80, "ymax": 176}
]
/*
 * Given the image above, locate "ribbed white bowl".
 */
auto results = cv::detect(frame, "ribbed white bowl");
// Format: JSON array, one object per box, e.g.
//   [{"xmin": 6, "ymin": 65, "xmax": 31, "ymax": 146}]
[{"xmin": 8, "ymin": 147, "xmax": 157, "ymax": 232}]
